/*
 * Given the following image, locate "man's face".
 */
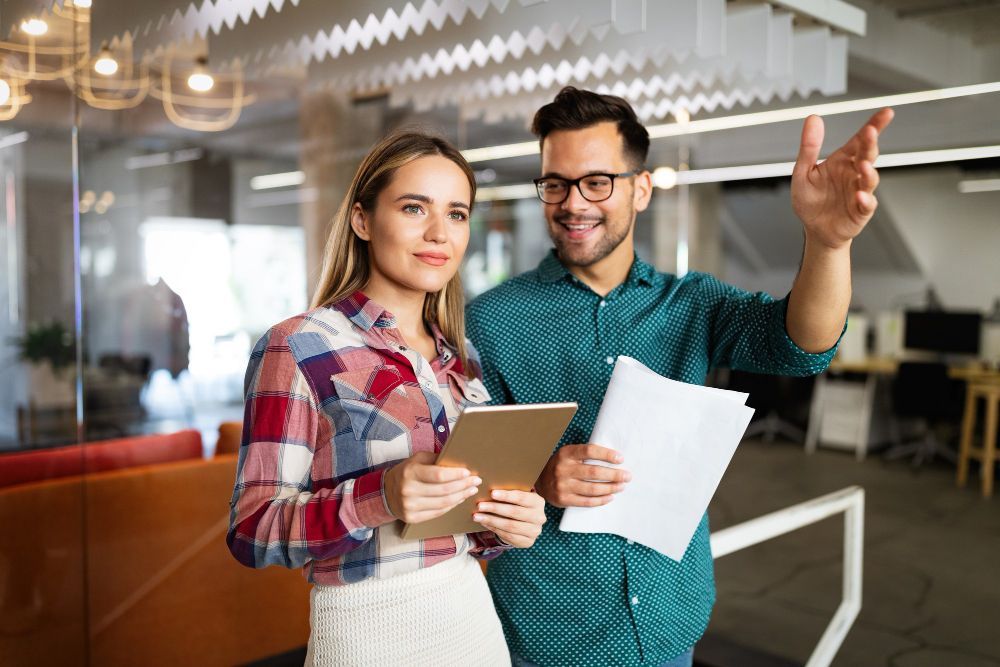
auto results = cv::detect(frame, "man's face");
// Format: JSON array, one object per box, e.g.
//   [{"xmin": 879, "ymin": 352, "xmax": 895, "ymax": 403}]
[{"xmin": 539, "ymin": 121, "xmax": 651, "ymax": 268}]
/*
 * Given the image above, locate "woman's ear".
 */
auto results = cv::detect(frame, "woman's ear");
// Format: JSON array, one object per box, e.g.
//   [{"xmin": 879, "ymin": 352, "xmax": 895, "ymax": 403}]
[{"xmin": 350, "ymin": 203, "xmax": 371, "ymax": 241}]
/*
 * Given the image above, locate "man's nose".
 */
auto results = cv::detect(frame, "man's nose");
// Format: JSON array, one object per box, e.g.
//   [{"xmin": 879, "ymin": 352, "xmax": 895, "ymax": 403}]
[{"xmin": 561, "ymin": 184, "xmax": 590, "ymax": 213}]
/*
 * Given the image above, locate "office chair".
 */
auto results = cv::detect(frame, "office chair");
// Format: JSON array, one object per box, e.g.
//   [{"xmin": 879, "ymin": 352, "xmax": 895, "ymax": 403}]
[
  {"xmin": 728, "ymin": 371, "xmax": 815, "ymax": 444},
  {"xmin": 884, "ymin": 361, "xmax": 964, "ymax": 467}
]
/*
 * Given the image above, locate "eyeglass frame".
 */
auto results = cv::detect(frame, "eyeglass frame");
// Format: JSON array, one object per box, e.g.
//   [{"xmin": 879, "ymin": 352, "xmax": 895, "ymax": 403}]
[{"xmin": 532, "ymin": 171, "xmax": 637, "ymax": 204}]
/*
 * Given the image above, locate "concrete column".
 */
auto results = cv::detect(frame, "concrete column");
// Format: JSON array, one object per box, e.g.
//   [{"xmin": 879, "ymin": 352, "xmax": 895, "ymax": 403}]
[
  {"xmin": 298, "ymin": 91, "xmax": 384, "ymax": 298},
  {"xmin": 650, "ymin": 182, "xmax": 722, "ymax": 277}
]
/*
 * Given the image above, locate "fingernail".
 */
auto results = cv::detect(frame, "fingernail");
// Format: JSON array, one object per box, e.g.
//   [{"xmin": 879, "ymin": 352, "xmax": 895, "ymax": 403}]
[
  {"xmin": 473, "ymin": 513, "xmax": 483, "ymax": 522},
  {"xmin": 623, "ymin": 472, "xmax": 633, "ymax": 482},
  {"xmin": 460, "ymin": 469, "xmax": 470, "ymax": 477},
  {"xmin": 491, "ymin": 489, "xmax": 506, "ymax": 500},
  {"xmin": 613, "ymin": 454, "xmax": 624, "ymax": 463},
  {"xmin": 466, "ymin": 487, "xmax": 478, "ymax": 496},
  {"xmin": 471, "ymin": 477, "xmax": 482, "ymax": 486}
]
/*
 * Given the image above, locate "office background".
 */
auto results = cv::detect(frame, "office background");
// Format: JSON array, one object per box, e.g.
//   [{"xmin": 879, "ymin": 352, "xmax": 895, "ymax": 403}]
[{"xmin": 0, "ymin": 1, "xmax": 998, "ymax": 665}]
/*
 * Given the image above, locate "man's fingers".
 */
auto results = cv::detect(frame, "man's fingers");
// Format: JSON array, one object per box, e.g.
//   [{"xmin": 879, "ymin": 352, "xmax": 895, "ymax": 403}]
[
  {"xmin": 578, "ymin": 463, "xmax": 631, "ymax": 484},
  {"xmin": 867, "ymin": 107, "xmax": 895, "ymax": 135},
  {"xmin": 563, "ymin": 493, "xmax": 615, "ymax": 508},
  {"xmin": 855, "ymin": 191, "xmax": 877, "ymax": 218},
  {"xmin": 568, "ymin": 480, "xmax": 626, "ymax": 497},
  {"xmin": 578, "ymin": 444, "xmax": 624, "ymax": 464},
  {"xmin": 794, "ymin": 114, "xmax": 824, "ymax": 176},
  {"xmin": 857, "ymin": 160, "xmax": 879, "ymax": 192}
]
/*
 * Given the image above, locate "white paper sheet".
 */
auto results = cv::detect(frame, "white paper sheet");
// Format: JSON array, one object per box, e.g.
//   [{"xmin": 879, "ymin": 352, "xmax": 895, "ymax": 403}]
[{"xmin": 559, "ymin": 356, "xmax": 754, "ymax": 560}]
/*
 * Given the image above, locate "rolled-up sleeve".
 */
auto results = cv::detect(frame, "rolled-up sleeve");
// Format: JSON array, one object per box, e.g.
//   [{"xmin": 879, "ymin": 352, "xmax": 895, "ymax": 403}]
[{"xmin": 226, "ymin": 327, "xmax": 395, "ymax": 570}]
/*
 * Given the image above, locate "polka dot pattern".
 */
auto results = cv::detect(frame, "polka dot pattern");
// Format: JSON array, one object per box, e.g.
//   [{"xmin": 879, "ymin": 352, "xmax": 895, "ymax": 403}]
[{"xmin": 465, "ymin": 251, "xmax": 838, "ymax": 666}]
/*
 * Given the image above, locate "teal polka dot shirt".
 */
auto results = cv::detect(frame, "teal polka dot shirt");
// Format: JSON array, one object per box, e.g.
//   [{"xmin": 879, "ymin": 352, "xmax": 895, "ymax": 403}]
[{"xmin": 466, "ymin": 250, "xmax": 840, "ymax": 666}]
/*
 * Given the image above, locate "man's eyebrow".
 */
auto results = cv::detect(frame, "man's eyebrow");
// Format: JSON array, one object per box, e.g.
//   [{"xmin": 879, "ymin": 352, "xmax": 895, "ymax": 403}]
[
  {"xmin": 395, "ymin": 193, "xmax": 470, "ymax": 210},
  {"xmin": 539, "ymin": 170, "xmax": 615, "ymax": 179}
]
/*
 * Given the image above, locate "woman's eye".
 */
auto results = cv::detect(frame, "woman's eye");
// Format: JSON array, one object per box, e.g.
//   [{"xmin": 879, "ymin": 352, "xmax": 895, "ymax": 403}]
[
  {"xmin": 449, "ymin": 211, "xmax": 468, "ymax": 221},
  {"xmin": 403, "ymin": 204, "xmax": 423, "ymax": 215}
]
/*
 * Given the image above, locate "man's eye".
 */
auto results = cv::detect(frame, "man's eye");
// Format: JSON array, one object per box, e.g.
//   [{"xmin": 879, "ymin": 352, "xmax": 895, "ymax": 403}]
[{"xmin": 449, "ymin": 211, "xmax": 468, "ymax": 221}]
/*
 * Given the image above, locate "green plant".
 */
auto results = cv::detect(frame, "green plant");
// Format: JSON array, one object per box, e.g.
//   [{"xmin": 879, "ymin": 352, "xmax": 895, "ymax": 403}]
[{"xmin": 13, "ymin": 321, "xmax": 76, "ymax": 372}]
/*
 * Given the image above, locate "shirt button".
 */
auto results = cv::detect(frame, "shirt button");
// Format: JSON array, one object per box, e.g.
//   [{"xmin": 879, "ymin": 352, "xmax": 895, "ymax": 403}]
[
  {"xmin": 398, "ymin": 345, "xmax": 407, "ymax": 351},
  {"xmin": 626, "ymin": 539, "xmax": 634, "ymax": 545},
  {"xmin": 605, "ymin": 356, "xmax": 615, "ymax": 365},
  {"xmin": 631, "ymin": 596, "xmax": 639, "ymax": 606},
  {"xmin": 437, "ymin": 425, "xmax": 446, "ymax": 433},
  {"xmin": 599, "ymin": 300, "xmax": 607, "ymax": 308}
]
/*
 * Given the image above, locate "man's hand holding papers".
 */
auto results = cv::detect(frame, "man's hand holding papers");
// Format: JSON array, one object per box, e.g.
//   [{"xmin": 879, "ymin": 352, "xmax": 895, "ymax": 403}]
[
  {"xmin": 559, "ymin": 356, "xmax": 755, "ymax": 561},
  {"xmin": 535, "ymin": 443, "xmax": 632, "ymax": 508}
]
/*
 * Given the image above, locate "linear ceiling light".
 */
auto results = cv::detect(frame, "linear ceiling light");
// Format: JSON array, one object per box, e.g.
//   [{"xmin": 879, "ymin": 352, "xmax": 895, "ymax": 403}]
[
  {"xmin": 672, "ymin": 144, "xmax": 1000, "ymax": 186},
  {"xmin": 250, "ymin": 170, "xmax": 305, "ymax": 190},
  {"xmin": 476, "ymin": 144, "xmax": 1000, "ymax": 200},
  {"xmin": 462, "ymin": 81, "xmax": 1000, "ymax": 164},
  {"xmin": 958, "ymin": 178, "xmax": 1000, "ymax": 194}
]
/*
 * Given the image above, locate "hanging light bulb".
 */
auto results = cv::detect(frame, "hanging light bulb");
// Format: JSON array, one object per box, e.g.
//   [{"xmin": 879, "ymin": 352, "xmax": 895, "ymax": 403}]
[
  {"xmin": 20, "ymin": 18, "xmax": 49, "ymax": 36},
  {"xmin": 187, "ymin": 56, "xmax": 214, "ymax": 93},
  {"xmin": 94, "ymin": 43, "xmax": 118, "ymax": 76},
  {"xmin": 0, "ymin": 80, "xmax": 10, "ymax": 106}
]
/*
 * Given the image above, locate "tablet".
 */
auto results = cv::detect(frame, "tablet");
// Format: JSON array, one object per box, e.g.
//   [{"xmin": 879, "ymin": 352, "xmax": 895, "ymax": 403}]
[{"xmin": 400, "ymin": 402, "xmax": 578, "ymax": 540}]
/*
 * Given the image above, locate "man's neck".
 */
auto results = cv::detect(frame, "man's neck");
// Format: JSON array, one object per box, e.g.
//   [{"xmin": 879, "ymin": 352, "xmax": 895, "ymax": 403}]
[{"xmin": 563, "ymin": 244, "xmax": 635, "ymax": 297}]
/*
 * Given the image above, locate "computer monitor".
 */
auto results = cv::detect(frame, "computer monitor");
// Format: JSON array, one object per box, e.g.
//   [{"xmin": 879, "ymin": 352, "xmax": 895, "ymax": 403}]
[{"xmin": 903, "ymin": 310, "xmax": 982, "ymax": 356}]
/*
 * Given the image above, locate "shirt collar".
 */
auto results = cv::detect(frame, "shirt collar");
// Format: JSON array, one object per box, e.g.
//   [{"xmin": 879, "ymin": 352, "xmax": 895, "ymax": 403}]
[
  {"xmin": 537, "ymin": 249, "xmax": 656, "ymax": 287},
  {"xmin": 330, "ymin": 291, "xmax": 398, "ymax": 331}
]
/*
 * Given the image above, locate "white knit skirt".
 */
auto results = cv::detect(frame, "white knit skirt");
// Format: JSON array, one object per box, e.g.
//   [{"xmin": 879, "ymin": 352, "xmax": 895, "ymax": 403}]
[{"xmin": 304, "ymin": 554, "xmax": 510, "ymax": 667}]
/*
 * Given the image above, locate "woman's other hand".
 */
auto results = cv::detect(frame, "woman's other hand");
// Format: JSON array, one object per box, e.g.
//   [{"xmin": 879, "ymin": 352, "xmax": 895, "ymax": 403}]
[
  {"xmin": 473, "ymin": 489, "xmax": 546, "ymax": 548},
  {"xmin": 384, "ymin": 452, "xmax": 480, "ymax": 524}
]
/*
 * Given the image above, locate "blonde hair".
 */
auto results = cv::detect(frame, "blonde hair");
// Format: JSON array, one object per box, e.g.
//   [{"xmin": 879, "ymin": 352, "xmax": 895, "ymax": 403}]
[{"xmin": 310, "ymin": 131, "xmax": 478, "ymax": 377}]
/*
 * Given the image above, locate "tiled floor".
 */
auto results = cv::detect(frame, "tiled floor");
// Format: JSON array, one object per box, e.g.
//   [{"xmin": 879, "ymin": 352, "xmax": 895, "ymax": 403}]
[{"xmin": 705, "ymin": 439, "xmax": 1000, "ymax": 666}]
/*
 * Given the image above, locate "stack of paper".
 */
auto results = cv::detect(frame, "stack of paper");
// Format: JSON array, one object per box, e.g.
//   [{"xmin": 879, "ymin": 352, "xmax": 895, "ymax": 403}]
[{"xmin": 560, "ymin": 356, "xmax": 754, "ymax": 561}]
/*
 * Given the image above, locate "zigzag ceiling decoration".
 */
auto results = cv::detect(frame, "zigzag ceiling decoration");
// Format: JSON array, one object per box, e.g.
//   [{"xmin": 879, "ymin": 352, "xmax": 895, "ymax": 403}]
[
  {"xmin": 4, "ymin": 0, "xmax": 864, "ymax": 129},
  {"xmin": 378, "ymin": 5, "xmax": 807, "ymax": 113}
]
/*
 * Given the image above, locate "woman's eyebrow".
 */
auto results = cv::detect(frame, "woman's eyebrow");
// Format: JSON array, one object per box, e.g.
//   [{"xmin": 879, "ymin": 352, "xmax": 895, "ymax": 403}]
[{"xmin": 395, "ymin": 193, "xmax": 469, "ymax": 210}]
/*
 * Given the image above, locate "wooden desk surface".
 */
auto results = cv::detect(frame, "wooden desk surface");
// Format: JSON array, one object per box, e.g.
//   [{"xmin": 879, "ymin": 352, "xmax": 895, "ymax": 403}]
[{"xmin": 826, "ymin": 357, "xmax": 1000, "ymax": 382}]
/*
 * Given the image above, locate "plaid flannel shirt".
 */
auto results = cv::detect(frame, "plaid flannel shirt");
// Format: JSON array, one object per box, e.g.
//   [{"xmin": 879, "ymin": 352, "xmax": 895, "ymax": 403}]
[{"xmin": 227, "ymin": 291, "xmax": 510, "ymax": 586}]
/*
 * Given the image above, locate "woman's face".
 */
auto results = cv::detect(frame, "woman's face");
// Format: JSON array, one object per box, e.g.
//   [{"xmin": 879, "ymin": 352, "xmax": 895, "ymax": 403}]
[{"xmin": 353, "ymin": 155, "xmax": 472, "ymax": 298}]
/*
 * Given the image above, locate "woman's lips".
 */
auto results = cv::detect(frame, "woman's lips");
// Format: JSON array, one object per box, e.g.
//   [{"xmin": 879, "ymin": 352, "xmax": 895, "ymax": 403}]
[{"xmin": 414, "ymin": 252, "xmax": 449, "ymax": 266}]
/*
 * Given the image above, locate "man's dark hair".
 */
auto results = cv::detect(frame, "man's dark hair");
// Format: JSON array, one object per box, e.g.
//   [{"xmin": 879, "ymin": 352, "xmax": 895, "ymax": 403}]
[{"xmin": 531, "ymin": 86, "xmax": 650, "ymax": 170}]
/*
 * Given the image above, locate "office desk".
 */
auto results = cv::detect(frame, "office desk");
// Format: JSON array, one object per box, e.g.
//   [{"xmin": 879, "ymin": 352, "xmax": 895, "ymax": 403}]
[
  {"xmin": 806, "ymin": 359, "xmax": 1000, "ymax": 461},
  {"xmin": 806, "ymin": 357, "xmax": 897, "ymax": 460}
]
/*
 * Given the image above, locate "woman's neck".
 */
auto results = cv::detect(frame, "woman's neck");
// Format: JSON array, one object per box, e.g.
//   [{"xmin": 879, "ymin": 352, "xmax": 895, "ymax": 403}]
[{"xmin": 361, "ymin": 274, "xmax": 431, "ymax": 347}]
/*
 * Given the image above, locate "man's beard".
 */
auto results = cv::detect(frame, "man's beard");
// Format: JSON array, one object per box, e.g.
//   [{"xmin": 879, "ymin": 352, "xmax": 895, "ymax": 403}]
[{"xmin": 551, "ymin": 205, "xmax": 634, "ymax": 268}]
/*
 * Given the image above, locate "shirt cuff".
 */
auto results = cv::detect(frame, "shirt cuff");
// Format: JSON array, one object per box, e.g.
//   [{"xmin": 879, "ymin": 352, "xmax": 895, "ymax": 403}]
[
  {"xmin": 352, "ymin": 467, "xmax": 396, "ymax": 528},
  {"xmin": 468, "ymin": 530, "xmax": 513, "ymax": 560}
]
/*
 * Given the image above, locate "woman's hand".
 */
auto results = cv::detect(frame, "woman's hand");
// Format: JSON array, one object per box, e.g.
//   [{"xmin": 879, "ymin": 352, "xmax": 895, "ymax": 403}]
[
  {"xmin": 384, "ymin": 451, "xmax": 481, "ymax": 524},
  {"xmin": 473, "ymin": 489, "xmax": 547, "ymax": 548}
]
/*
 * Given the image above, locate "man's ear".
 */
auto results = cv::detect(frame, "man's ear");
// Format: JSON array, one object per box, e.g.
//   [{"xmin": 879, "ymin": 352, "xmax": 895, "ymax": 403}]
[
  {"xmin": 350, "ymin": 203, "xmax": 371, "ymax": 241},
  {"xmin": 633, "ymin": 170, "xmax": 653, "ymax": 213}
]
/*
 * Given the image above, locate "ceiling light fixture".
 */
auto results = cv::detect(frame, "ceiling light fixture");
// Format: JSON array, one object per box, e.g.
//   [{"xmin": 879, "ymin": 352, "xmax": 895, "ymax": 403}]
[
  {"xmin": 187, "ymin": 56, "xmax": 214, "ymax": 93},
  {"xmin": 958, "ymin": 178, "xmax": 1000, "ymax": 194},
  {"xmin": 20, "ymin": 19, "xmax": 48, "ymax": 36},
  {"xmin": 94, "ymin": 43, "xmax": 118, "ymax": 76},
  {"xmin": 250, "ymin": 170, "xmax": 306, "ymax": 190},
  {"xmin": 0, "ymin": 80, "xmax": 10, "ymax": 106}
]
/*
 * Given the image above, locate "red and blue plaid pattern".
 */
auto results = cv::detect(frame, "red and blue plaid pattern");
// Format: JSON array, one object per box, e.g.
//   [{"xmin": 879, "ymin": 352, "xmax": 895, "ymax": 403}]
[{"xmin": 227, "ymin": 291, "xmax": 507, "ymax": 586}]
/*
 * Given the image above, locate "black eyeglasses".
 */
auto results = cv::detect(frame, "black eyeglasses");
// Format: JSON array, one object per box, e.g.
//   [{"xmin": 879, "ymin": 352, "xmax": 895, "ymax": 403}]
[{"xmin": 532, "ymin": 172, "xmax": 636, "ymax": 204}]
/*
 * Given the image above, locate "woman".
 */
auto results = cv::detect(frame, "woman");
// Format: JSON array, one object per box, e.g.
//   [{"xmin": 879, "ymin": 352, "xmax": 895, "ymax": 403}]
[{"xmin": 227, "ymin": 131, "xmax": 545, "ymax": 666}]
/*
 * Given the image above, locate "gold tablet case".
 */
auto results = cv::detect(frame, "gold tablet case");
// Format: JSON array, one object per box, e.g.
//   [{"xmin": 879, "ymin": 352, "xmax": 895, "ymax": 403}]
[{"xmin": 400, "ymin": 402, "xmax": 577, "ymax": 540}]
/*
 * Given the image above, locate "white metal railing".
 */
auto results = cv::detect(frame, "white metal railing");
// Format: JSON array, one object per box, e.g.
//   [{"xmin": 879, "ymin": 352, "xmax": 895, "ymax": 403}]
[{"xmin": 710, "ymin": 486, "xmax": 865, "ymax": 667}]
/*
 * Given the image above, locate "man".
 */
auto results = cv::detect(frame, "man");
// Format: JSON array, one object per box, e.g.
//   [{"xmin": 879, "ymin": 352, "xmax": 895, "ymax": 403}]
[{"xmin": 466, "ymin": 86, "xmax": 892, "ymax": 667}]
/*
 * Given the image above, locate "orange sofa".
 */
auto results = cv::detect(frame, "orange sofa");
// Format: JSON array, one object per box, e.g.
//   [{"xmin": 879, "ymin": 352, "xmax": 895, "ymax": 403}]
[{"xmin": 0, "ymin": 429, "xmax": 310, "ymax": 666}]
